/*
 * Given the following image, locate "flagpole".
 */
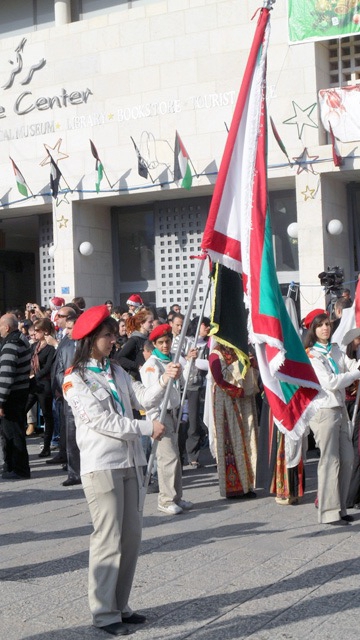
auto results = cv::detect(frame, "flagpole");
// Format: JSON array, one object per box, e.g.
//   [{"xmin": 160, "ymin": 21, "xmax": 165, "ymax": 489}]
[
  {"xmin": 141, "ymin": 255, "xmax": 208, "ymax": 504},
  {"xmin": 174, "ymin": 272, "xmax": 212, "ymax": 436},
  {"xmin": 189, "ymin": 158, "xmax": 199, "ymax": 179}
]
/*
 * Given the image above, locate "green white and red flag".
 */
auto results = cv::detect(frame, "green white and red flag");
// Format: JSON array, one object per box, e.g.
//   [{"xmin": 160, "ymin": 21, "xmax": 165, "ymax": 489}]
[
  {"xmin": 10, "ymin": 157, "xmax": 28, "ymax": 197},
  {"xmin": 174, "ymin": 131, "xmax": 192, "ymax": 190},
  {"xmin": 201, "ymin": 6, "xmax": 321, "ymax": 439},
  {"xmin": 90, "ymin": 139, "xmax": 104, "ymax": 193}
]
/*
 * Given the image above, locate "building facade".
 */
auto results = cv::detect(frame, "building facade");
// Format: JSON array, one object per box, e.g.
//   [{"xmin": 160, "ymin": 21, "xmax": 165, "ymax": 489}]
[{"xmin": 0, "ymin": 0, "xmax": 359, "ymax": 316}]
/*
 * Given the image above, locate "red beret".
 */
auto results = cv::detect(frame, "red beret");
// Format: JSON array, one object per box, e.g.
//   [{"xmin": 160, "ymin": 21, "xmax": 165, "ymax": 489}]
[
  {"xmin": 303, "ymin": 308, "xmax": 327, "ymax": 330},
  {"xmin": 72, "ymin": 304, "xmax": 110, "ymax": 340},
  {"xmin": 149, "ymin": 323, "xmax": 173, "ymax": 342}
]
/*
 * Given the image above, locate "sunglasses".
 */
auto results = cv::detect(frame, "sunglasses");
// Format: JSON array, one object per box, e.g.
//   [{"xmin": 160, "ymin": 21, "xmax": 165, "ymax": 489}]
[{"xmin": 57, "ymin": 314, "xmax": 69, "ymax": 318}]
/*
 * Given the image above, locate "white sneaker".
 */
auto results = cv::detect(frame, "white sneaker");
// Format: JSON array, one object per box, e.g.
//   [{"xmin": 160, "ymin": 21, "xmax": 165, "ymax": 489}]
[
  {"xmin": 158, "ymin": 502, "xmax": 183, "ymax": 515},
  {"xmin": 177, "ymin": 499, "xmax": 193, "ymax": 511}
]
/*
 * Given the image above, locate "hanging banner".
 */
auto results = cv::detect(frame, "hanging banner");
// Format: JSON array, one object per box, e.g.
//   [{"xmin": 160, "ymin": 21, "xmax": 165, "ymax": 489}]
[
  {"xmin": 319, "ymin": 86, "xmax": 360, "ymax": 142},
  {"xmin": 288, "ymin": 1, "xmax": 360, "ymax": 44}
]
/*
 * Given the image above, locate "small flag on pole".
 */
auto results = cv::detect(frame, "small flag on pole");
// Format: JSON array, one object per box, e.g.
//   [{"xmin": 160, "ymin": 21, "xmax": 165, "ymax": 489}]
[
  {"xmin": 174, "ymin": 131, "xmax": 192, "ymax": 190},
  {"xmin": 10, "ymin": 158, "xmax": 28, "ymax": 197},
  {"xmin": 130, "ymin": 136, "xmax": 149, "ymax": 180},
  {"xmin": 270, "ymin": 116, "xmax": 292, "ymax": 165},
  {"xmin": 329, "ymin": 122, "xmax": 343, "ymax": 168},
  {"xmin": 90, "ymin": 139, "xmax": 104, "ymax": 193},
  {"xmin": 49, "ymin": 154, "xmax": 62, "ymax": 200}
]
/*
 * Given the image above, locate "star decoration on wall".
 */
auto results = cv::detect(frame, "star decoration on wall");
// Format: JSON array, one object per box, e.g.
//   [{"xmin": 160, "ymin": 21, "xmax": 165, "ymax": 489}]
[
  {"xmin": 283, "ymin": 101, "xmax": 318, "ymax": 139},
  {"xmin": 301, "ymin": 185, "xmax": 316, "ymax": 201},
  {"xmin": 107, "ymin": 113, "xmax": 114, "ymax": 120},
  {"xmin": 56, "ymin": 192, "xmax": 70, "ymax": 207},
  {"xmin": 40, "ymin": 138, "xmax": 69, "ymax": 166},
  {"xmin": 293, "ymin": 147, "xmax": 319, "ymax": 174},
  {"xmin": 57, "ymin": 215, "xmax": 69, "ymax": 228}
]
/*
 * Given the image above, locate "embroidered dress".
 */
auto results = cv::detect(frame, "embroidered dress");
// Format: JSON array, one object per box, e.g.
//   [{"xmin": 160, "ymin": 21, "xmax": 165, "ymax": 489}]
[{"xmin": 209, "ymin": 345, "xmax": 258, "ymax": 498}]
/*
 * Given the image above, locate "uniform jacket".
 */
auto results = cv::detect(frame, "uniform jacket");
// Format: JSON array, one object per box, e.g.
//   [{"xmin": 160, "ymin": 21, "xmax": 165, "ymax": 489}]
[
  {"xmin": 63, "ymin": 358, "xmax": 166, "ymax": 476},
  {"xmin": 308, "ymin": 342, "xmax": 360, "ymax": 409},
  {"xmin": 140, "ymin": 354, "xmax": 181, "ymax": 421}
]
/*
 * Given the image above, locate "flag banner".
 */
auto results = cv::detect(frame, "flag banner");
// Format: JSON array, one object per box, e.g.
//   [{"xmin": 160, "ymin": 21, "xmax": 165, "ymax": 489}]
[
  {"xmin": 174, "ymin": 131, "xmax": 192, "ymax": 190},
  {"xmin": 49, "ymin": 154, "xmax": 62, "ymax": 200},
  {"xmin": 288, "ymin": 0, "xmax": 360, "ymax": 44},
  {"xmin": 269, "ymin": 116, "xmax": 291, "ymax": 164},
  {"xmin": 89, "ymin": 139, "xmax": 104, "ymax": 192},
  {"xmin": 10, "ymin": 158, "xmax": 28, "ymax": 197},
  {"xmin": 332, "ymin": 281, "xmax": 360, "ymax": 347},
  {"xmin": 202, "ymin": 7, "xmax": 322, "ymax": 439},
  {"xmin": 329, "ymin": 122, "xmax": 343, "ymax": 166},
  {"xmin": 319, "ymin": 87, "xmax": 360, "ymax": 143},
  {"xmin": 130, "ymin": 136, "xmax": 148, "ymax": 180},
  {"xmin": 210, "ymin": 263, "xmax": 250, "ymax": 375}
]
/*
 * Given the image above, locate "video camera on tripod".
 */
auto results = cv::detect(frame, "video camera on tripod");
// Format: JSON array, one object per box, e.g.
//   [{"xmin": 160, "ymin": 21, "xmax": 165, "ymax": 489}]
[{"xmin": 318, "ymin": 266, "xmax": 344, "ymax": 295}]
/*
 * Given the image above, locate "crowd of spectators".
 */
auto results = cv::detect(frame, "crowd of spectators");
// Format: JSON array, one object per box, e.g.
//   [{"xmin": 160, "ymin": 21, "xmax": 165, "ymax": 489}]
[{"xmin": 2, "ymin": 290, "xmax": 360, "ymax": 530}]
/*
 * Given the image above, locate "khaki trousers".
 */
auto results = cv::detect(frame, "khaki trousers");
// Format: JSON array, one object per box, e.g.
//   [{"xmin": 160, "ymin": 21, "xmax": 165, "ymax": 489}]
[
  {"xmin": 157, "ymin": 413, "xmax": 183, "ymax": 507},
  {"xmin": 310, "ymin": 407, "xmax": 353, "ymax": 524},
  {"xmin": 81, "ymin": 467, "xmax": 142, "ymax": 627}
]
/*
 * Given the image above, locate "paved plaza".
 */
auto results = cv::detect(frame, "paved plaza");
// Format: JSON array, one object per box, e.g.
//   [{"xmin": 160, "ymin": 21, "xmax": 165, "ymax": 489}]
[{"xmin": 1, "ymin": 439, "xmax": 360, "ymax": 640}]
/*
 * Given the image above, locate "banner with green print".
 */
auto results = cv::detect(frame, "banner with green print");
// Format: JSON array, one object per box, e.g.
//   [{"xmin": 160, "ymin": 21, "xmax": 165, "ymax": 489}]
[{"xmin": 288, "ymin": 0, "xmax": 360, "ymax": 43}]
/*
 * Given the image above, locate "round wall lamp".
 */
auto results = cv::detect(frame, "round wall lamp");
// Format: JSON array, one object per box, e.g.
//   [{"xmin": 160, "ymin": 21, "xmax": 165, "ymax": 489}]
[
  {"xmin": 79, "ymin": 241, "xmax": 94, "ymax": 256},
  {"xmin": 327, "ymin": 219, "xmax": 343, "ymax": 235},
  {"xmin": 48, "ymin": 245, "xmax": 56, "ymax": 258},
  {"xmin": 287, "ymin": 222, "xmax": 298, "ymax": 239}
]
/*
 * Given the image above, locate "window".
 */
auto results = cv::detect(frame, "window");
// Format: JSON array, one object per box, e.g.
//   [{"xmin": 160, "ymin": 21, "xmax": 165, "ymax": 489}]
[
  {"xmin": 0, "ymin": 0, "xmax": 54, "ymax": 37},
  {"xmin": 329, "ymin": 35, "xmax": 360, "ymax": 87},
  {"xmin": 268, "ymin": 190, "xmax": 298, "ymax": 272}
]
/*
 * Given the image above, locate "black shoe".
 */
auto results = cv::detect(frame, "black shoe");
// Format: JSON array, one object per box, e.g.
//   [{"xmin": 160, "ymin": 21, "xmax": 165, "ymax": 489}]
[
  {"xmin": 341, "ymin": 514, "xmax": 354, "ymax": 522},
  {"xmin": 97, "ymin": 622, "xmax": 129, "ymax": 636},
  {"xmin": 147, "ymin": 481, "xmax": 159, "ymax": 494},
  {"xmin": 2, "ymin": 471, "xmax": 29, "ymax": 480},
  {"xmin": 122, "ymin": 612, "xmax": 146, "ymax": 624},
  {"xmin": 38, "ymin": 448, "xmax": 51, "ymax": 458},
  {"xmin": 62, "ymin": 478, "xmax": 82, "ymax": 486},
  {"xmin": 46, "ymin": 455, "xmax": 67, "ymax": 465}
]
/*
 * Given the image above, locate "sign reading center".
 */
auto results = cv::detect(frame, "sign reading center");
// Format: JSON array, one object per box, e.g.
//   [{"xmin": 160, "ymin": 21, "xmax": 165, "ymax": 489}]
[{"xmin": 12, "ymin": 88, "xmax": 93, "ymax": 116}]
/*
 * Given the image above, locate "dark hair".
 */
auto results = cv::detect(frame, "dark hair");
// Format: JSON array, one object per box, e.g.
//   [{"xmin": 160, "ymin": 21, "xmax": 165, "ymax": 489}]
[
  {"xmin": 170, "ymin": 313, "xmax": 184, "ymax": 322},
  {"xmin": 72, "ymin": 296, "xmax": 86, "ymax": 311},
  {"xmin": 33, "ymin": 317, "xmax": 55, "ymax": 336},
  {"xmin": 105, "ymin": 300, "xmax": 113, "ymax": 305},
  {"xmin": 156, "ymin": 307, "xmax": 168, "ymax": 321},
  {"xmin": 334, "ymin": 297, "xmax": 352, "ymax": 312},
  {"xmin": 187, "ymin": 315, "xmax": 211, "ymax": 337},
  {"xmin": 143, "ymin": 339, "xmax": 154, "ymax": 353},
  {"xmin": 71, "ymin": 317, "xmax": 119, "ymax": 378},
  {"xmin": 304, "ymin": 313, "xmax": 329, "ymax": 348}
]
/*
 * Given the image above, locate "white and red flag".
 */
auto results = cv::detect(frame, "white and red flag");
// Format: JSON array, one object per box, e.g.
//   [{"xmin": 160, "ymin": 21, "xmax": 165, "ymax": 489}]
[{"xmin": 201, "ymin": 5, "xmax": 321, "ymax": 438}]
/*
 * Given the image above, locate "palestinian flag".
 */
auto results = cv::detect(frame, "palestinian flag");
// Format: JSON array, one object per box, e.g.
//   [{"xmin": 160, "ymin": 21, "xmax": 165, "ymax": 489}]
[
  {"xmin": 49, "ymin": 154, "xmax": 62, "ymax": 200},
  {"xmin": 90, "ymin": 139, "xmax": 104, "ymax": 193},
  {"xmin": 201, "ymin": 6, "xmax": 321, "ymax": 439},
  {"xmin": 10, "ymin": 158, "xmax": 28, "ymax": 197},
  {"xmin": 130, "ymin": 136, "xmax": 148, "ymax": 180},
  {"xmin": 174, "ymin": 131, "xmax": 192, "ymax": 190}
]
